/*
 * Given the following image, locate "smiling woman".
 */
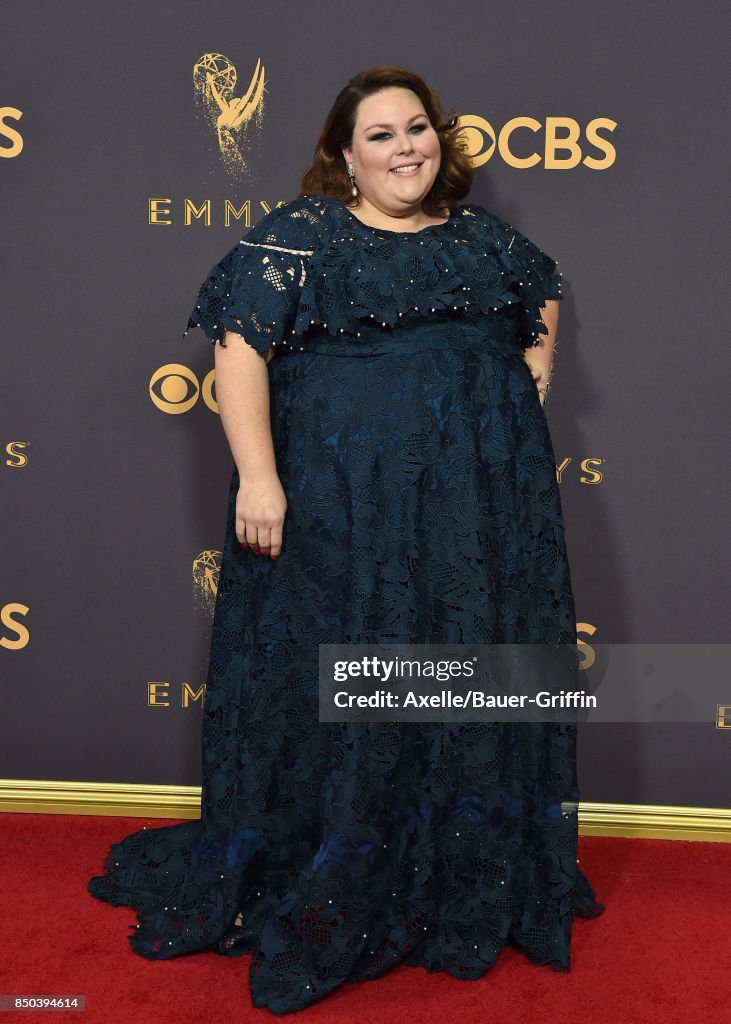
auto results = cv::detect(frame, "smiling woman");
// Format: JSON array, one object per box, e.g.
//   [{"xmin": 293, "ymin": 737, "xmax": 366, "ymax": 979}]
[
  {"xmin": 340, "ymin": 90, "xmax": 446, "ymax": 228},
  {"xmin": 88, "ymin": 63, "xmax": 604, "ymax": 1017},
  {"xmin": 300, "ymin": 64, "xmax": 472, "ymax": 225}
]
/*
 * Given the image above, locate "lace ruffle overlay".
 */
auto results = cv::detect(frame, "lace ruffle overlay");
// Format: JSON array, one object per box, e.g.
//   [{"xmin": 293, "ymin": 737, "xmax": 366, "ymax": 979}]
[{"xmin": 183, "ymin": 194, "xmax": 563, "ymax": 356}]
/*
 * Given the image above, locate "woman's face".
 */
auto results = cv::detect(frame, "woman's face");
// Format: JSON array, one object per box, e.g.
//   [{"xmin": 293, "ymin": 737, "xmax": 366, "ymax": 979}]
[{"xmin": 342, "ymin": 87, "xmax": 442, "ymax": 218}]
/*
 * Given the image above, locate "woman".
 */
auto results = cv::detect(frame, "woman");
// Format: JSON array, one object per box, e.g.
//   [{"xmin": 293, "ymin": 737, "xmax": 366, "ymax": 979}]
[{"xmin": 88, "ymin": 65, "xmax": 604, "ymax": 1015}]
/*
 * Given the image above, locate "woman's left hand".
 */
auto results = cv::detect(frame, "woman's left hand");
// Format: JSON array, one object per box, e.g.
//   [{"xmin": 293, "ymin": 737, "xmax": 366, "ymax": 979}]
[{"xmin": 525, "ymin": 360, "xmax": 547, "ymax": 406}]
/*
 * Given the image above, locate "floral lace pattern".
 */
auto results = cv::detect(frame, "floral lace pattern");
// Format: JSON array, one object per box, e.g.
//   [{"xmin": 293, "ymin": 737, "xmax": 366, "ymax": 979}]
[
  {"xmin": 183, "ymin": 194, "xmax": 563, "ymax": 355},
  {"xmin": 88, "ymin": 194, "xmax": 604, "ymax": 1016}
]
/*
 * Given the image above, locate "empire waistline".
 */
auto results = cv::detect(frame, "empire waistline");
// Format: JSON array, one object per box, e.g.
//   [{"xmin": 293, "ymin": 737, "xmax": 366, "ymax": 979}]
[{"xmin": 268, "ymin": 323, "xmax": 523, "ymax": 360}]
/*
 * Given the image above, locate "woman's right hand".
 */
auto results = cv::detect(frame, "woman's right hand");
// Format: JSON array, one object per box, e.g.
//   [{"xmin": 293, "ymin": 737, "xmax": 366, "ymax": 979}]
[{"xmin": 235, "ymin": 472, "xmax": 288, "ymax": 559}]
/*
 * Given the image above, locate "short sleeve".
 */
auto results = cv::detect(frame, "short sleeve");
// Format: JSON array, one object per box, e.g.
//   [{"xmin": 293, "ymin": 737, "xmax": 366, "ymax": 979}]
[
  {"xmin": 504, "ymin": 224, "xmax": 563, "ymax": 306},
  {"xmin": 479, "ymin": 208, "xmax": 564, "ymax": 350},
  {"xmin": 182, "ymin": 200, "xmax": 319, "ymax": 354}
]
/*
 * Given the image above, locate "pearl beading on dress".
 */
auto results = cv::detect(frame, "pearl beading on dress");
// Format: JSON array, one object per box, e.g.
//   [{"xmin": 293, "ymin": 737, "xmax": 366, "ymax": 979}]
[{"xmin": 182, "ymin": 195, "xmax": 564, "ymax": 355}]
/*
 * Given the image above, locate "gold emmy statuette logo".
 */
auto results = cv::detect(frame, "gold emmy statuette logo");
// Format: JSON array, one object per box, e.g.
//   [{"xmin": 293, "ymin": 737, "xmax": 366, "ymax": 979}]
[
  {"xmin": 0, "ymin": 107, "xmax": 23, "ymax": 158},
  {"xmin": 456, "ymin": 114, "xmax": 616, "ymax": 170},
  {"xmin": 149, "ymin": 364, "xmax": 218, "ymax": 414},
  {"xmin": 193, "ymin": 54, "xmax": 266, "ymax": 181},
  {"xmin": 193, "ymin": 549, "xmax": 222, "ymax": 617},
  {"xmin": 1, "ymin": 603, "xmax": 30, "ymax": 650},
  {"xmin": 5, "ymin": 441, "xmax": 29, "ymax": 467}
]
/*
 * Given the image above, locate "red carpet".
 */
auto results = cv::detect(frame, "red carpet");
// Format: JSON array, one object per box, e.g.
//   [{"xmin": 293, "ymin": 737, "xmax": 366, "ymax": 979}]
[{"xmin": 1, "ymin": 812, "xmax": 727, "ymax": 1022}]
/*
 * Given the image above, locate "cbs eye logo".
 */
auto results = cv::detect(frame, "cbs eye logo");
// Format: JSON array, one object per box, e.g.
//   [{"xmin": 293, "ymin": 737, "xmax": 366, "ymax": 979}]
[
  {"xmin": 456, "ymin": 114, "xmax": 616, "ymax": 170},
  {"xmin": 149, "ymin": 364, "xmax": 218, "ymax": 414}
]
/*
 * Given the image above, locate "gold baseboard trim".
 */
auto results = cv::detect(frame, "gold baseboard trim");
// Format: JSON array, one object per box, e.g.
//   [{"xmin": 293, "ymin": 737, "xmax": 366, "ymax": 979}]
[
  {"xmin": 0, "ymin": 780, "xmax": 729, "ymax": 842},
  {"xmin": 576, "ymin": 801, "xmax": 731, "ymax": 842},
  {"xmin": 0, "ymin": 779, "xmax": 202, "ymax": 820}
]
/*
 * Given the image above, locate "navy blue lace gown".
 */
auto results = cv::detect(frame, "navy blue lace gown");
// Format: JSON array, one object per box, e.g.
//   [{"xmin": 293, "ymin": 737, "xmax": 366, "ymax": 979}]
[{"xmin": 87, "ymin": 194, "xmax": 604, "ymax": 1014}]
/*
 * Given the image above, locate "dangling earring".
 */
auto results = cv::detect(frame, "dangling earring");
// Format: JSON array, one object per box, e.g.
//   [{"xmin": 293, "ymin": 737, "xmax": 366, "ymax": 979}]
[{"xmin": 347, "ymin": 162, "xmax": 358, "ymax": 197}]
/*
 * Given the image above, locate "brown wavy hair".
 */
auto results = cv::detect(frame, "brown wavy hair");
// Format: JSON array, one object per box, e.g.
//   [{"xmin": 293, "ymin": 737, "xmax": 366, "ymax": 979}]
[{"xmin": 299, "ymin": 65, "xmax": 473, "ymax": 217}]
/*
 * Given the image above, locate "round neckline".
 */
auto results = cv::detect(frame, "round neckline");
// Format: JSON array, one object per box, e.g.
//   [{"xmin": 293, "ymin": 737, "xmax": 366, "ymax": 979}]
[{"xmin": 326, "ymin": 195, "xmax": 458, "ymax": 237}]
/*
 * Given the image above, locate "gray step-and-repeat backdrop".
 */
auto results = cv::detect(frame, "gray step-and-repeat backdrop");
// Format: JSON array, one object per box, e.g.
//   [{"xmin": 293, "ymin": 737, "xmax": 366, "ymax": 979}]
[{"xmin": 2, "ymin": 1, "xmax": 728, "ymax": 808}]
